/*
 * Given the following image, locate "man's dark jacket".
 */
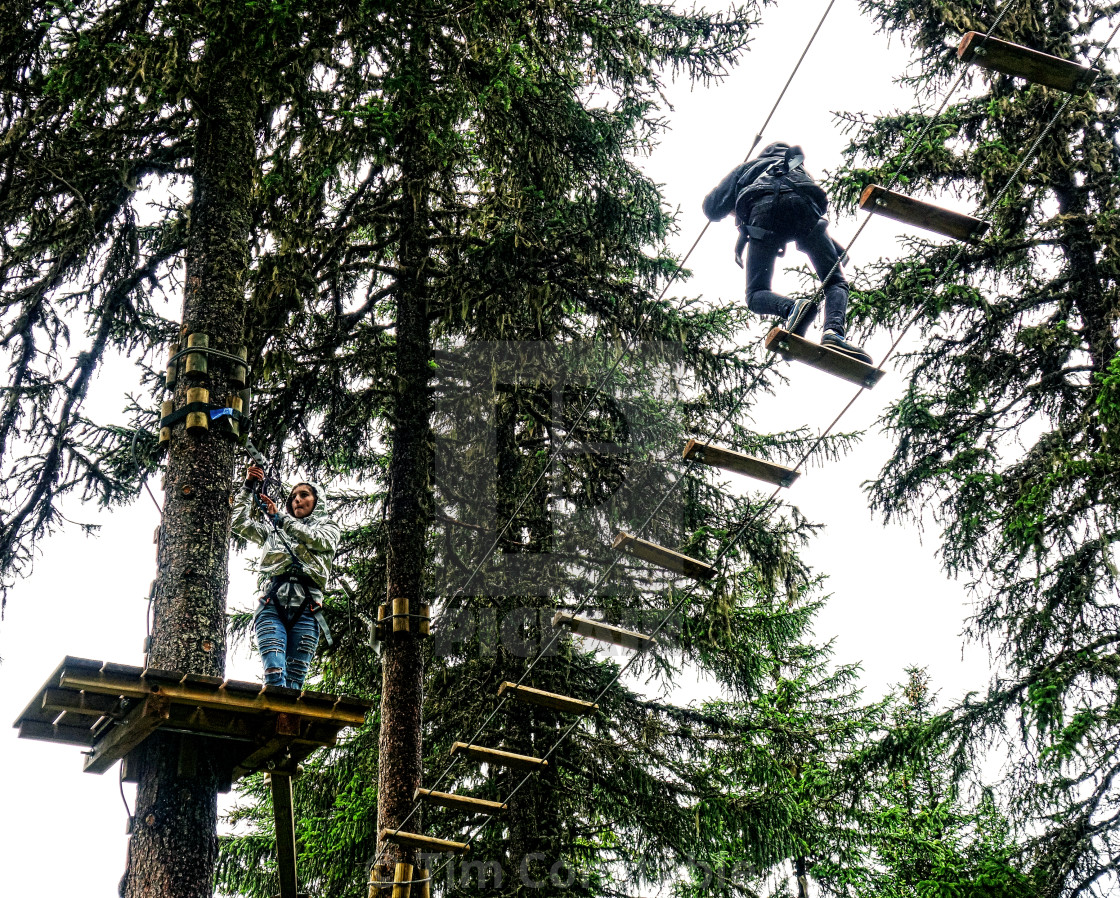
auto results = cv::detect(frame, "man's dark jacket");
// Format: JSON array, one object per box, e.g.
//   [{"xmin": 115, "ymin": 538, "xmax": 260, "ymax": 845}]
[{"xmin": 702, "ymin": 141, "xmax": 828, "ymax": 226}]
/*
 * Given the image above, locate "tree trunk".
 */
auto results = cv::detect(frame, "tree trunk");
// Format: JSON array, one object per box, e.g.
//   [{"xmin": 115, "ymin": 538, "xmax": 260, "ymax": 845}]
[
  {"xmin": 122, "ymin": 46, "xmax": 255, "ymax": 898},
  {"xmin": 376, "ymin": 30, "xmax": 435, "ymax": 882}
]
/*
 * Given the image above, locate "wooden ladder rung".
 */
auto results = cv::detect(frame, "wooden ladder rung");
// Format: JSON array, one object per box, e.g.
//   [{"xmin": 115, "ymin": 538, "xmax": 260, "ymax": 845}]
[
  {"xmin": 682, "ymin": 439, "xmax": 799, "ymax": 488},
  {"xmin": 498, "ymin": 682, "xmax": 598, "ymax": 715},
  {"xmin": 551, "ymin": 612, "xmax": 656, "ymax": 653},
  {"xmin": 415, "ymin": 788, "xmax": 507, "ymax": 814},
  {"xmin": 859, "ymin": 184, "xmax": 989, "ymax": 243},
  {"xmin": 764, "ymin": 327, "xmax": 885, "ymax": 390},
  {"xmin": 612, "ymin": 532, "xmax": 715, "ymax": 581},
  {"xmin": 451, "ymin": 741, "xmax": 547, "ymax": 771},
  {"xmin": 958, "ymin": 31, "xmax": 1098, "ymax": 93},
  {"xmin": 379, "ymin": 828, "xmax": 470, "ymax": 854}
]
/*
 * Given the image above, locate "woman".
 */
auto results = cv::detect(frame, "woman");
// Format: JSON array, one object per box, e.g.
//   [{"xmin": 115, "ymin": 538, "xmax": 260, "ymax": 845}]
[{"xmin": 232, "ymin": 465, "xmax": 340, "ymax": 689}]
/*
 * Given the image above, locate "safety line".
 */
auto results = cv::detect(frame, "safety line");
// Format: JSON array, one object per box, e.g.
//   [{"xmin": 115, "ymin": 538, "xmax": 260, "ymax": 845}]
[
  {"xmin": 369, "ymin": 0, "xmax": 843, "ymax": 875},
  {"xmin": 437, "ymin": 1, "xmax": 1120, "ymax": 868}
]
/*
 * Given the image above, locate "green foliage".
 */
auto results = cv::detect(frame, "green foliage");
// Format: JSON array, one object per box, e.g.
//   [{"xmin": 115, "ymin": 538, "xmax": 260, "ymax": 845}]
[{"xmin": 831, "ymin": 2, "xmax": 1120, "ymax": 894}]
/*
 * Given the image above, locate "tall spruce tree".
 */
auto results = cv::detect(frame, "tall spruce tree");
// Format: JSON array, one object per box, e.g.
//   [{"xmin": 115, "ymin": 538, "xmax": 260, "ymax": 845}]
[{"xmin": 830, "ymin": 2, "xmax": 1120, "ymax": 894}]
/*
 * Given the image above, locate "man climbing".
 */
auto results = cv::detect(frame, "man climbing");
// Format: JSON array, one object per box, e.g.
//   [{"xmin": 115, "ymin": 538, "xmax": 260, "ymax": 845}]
[
  {"xmin": 703, "ymin": 142, "xmax": 872, "ymax": 364},
  {"xmin": 232, "ymin": 466, "xmax": 340, "ymax": 690}
]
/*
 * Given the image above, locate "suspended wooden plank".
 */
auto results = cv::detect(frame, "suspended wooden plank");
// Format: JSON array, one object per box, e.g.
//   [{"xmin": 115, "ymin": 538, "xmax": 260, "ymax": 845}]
[
  {"xmin": 551, "ymin": 612, "xmax": 656, "ymax": 653},
  {"xmin": 451, "ymin": 741, "xmax": 547, "ymax": 771},
  {"xmin": 268, "ymin": 772, "xmax": 300, "ymax": 898},
  {"xmin": 682, "ymin": 439, "xmax": 800, "ymax": 488},
  {"xmin": 498, "ymin": 681, "xmax": 598, "ymax": 715},
  {"xmin": 859, "ymin": 184, "xmax": 990, "ymax": 243},
  {"xmin": 764, "ymin": 327, "xmax": 885, "ymax": 390},
  {"xmin": 958, "ymin": 31, "xmax": 1098, "ymax": 93},
  {"xmin": 379, "ymin": 829, "xmax": 470, "ymax": 855},
  {"xmin": 612, "ymin": 532, "xmax": 716, "ymax": 581},
  {"xmin": 415, "ymin": 788, "xmax": 507, "ymax": 814}
]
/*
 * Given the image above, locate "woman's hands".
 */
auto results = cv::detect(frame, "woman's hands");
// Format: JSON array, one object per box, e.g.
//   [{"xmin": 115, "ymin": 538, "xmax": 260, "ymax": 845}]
[{"xmin": 245, "ymin": 465, "xmax": 278, "ymax": 516}]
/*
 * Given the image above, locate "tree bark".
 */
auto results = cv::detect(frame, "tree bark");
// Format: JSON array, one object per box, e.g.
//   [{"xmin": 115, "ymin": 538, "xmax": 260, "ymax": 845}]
[
  {"xmin": 376, "ymin": 27, "xmax": 435, "ymax": 883},
  {"xmin": 122, "ymin": 45, "xmax": 255, "ymax": 898}
]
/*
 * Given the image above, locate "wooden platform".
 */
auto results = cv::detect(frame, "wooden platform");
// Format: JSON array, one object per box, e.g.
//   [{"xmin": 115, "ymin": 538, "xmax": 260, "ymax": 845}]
[
  {"xmin": 416, "ymin": 787, "xmax": 507, "ymax": 814},
  {"xmin": 958, "ymin": 31, "xmax": 1098, "ymax": 93},
  {"xmin": 764, "ymin": 327, "xmax": 885, "ymax": 390},
  {"xmin": 451, "ymin": 741, "xmax": 547, "ymax": 771},
  {"xmin": 612, "ymin": 532, "xmax": 716, "ymax": 581},
  {"xmin": 859, "ymin": 184, "xmax": 990, "ymax": 243},
  {"xmin": 682, "ymin": 439, "xmax": 799, "ymax": 488},
  {"xmin": 498, "ymin": 681, "xmax": 597, "ymax": 715},
  {"xmin": 14, "ymin": 657, "xmax": 372, "ymax": 786},
  {"xmin": 552, "ymin": 612, "xmax": 656, "ymax": 653}
]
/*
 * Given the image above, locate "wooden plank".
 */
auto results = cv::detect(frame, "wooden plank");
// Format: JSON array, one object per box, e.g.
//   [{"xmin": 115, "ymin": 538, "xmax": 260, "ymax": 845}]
[
  {"xmin": 269, "ymin": 773, "xmax": 300, "ymax": 898},
  {"xmin": 612, "ymin": 532, "xmax": 716, "ymax": 581},
  {"xmin": 17, "ymin": 719, "xmax": 98, "ymax": 746},
  {"xmin": 415, "ymin": 788, "xmax": 507, "ymax": 814},
  {"xmin": 859, "ymin": 184, "xmax": 989, "ymax": 243},
  {"xmin": 58, "ymin": 669, "xmax": 368, "ymax": 725},
  {"xmin": 551, "ymin": 612, "xmax": 656, "ymax": 653},
  {"xmin": 41, "ymin": 688, "xmax": 124, "ymax": 719},
  {"xmin": 764, "ymin": 327, "xmax": 886, "ymax": 390},
  {"xmin": 379, "ymin": 829, "xmax": 470, "ymax": 855},
  {"xmin": 498, "ymin": 682, "xmax": 597, "ymax": 715},
  {"xmin": 958, "ymin": 31, "xmax": 1098, "ymax": 93},
  {"xmin": 682, "ymin": 439, "xmax": 799, "ymax": 488},
  {"xmin": 451, "ymin": 741, "xmax": 547, "ymax": 771},
  {"xmin": 84, "ymin": 695, "xmax": 170, "ymax": 774}
]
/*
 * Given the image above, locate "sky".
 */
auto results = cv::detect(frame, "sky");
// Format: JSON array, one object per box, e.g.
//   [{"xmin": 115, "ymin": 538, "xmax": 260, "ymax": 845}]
[{"xmin": 0, "ymin": 1, "xmax": 1002, "ymax": 892}]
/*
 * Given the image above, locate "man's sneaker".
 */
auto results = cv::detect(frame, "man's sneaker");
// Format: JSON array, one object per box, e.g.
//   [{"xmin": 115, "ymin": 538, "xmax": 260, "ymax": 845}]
[
  {"xmin": 783, "ymin": 297, "xmax": 819, "ymax": 337},
  {"xmin": 821, "ymin": 329, "xmax": 873, "ymax": 365}
]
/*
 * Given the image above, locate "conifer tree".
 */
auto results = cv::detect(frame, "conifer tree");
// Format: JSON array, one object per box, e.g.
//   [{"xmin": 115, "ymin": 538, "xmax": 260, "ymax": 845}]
[{"xmin": 831, "ymin": 2, "xmax": 1120, "ymax": 893}]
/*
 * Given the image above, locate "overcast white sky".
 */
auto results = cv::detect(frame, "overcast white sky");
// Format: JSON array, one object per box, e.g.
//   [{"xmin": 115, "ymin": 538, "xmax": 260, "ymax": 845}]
[{"xmin": 0, "ymin": 1, "xmax": 1001, "ymax": 891}]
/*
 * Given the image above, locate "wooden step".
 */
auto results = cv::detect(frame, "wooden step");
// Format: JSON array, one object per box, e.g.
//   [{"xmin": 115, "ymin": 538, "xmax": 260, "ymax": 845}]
[
  {"xmin": 682, "ymin": 439, "xmax": 799, "ymax": 488},
  {"xmin": 859, "ymin": 184, "xmax": 989, "ymax": 243},
  {"xmin": 958, "ymin": 31, "xmax": 1098, "ymax": 93},
  {"xmin": 612, "ymin": 532, "xmax": 716, "ymax": 581},
  {"xmin": 764, "ymin": 327, "xmax": 885, "ymax": 390},
  {"xmin": 551, "ymin": 612, "xmax": 656, "ymax": 653},
  {"xmin": 379, "ymin": 828, "xmax": 470, "ymax": 855},
  {"xmin": 415, "ymin": 788, "xmax": 507, "ymax": 814},
  {"xmin": 498, "ymin": 682, "xmax": 598, "ymax": 715},
  {"xmin": 451, "ymin": 741, "xmax": 547, "ymax": 772}
]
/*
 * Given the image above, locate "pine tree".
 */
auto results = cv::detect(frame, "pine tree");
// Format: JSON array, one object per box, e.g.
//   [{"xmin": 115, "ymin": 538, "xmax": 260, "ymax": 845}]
[{"xmin": 831, "ymin": 2, "xmax": 1120, "ymax": 894}]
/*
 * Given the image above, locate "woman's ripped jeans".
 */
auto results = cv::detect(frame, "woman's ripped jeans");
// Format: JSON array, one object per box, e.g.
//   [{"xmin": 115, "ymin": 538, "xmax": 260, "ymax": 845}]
[{"xmin": 254, "ymin": 600, "xmax": 320, "ymax": 690}]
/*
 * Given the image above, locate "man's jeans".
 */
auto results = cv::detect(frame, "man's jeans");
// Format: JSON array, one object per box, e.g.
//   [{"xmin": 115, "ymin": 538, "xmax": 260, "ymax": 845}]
[
  {"xmin": 254, "ymin": 600, "xmax": 320, "ymax": 690},
  {"xmin": 745, "ymin": 196, "xmax": 849, "ymax": 336}
]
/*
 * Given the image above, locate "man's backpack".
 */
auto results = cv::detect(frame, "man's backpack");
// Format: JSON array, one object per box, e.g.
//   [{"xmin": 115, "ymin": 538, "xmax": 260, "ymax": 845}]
[{"xmin": 733, "ymin": 144, "xmax": 828, "ymax": 229}]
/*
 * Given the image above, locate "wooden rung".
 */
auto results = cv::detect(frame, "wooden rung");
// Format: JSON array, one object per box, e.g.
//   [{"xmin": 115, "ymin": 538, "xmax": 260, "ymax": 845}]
[
  {"xmin": 379, "ymin": 828, "xmax": 470, "ymax": 855},
  {"xmin": 498, "ymin": 682, "xmax": 598, "ymax": 715},
  {"xmin": 859, "ymin": 184, "xmax": 989, "ymax": 243},
  {"xmin": 958, "ymin": 31, "xmax": 1098, "ymax": 93},
  {"xmin": 764, "ymin": 327, "xmax": 885, "ymax": 390},
  {"xmin": 551, "ymin": 612, "xmax": 656, "ymax": 653},
  {"xmin": 612, "ymin": 532, "xmax": 716, "ymax": 581},
  {"xmin": 451, "ymin": 741, "xmax": 547, "ymax": 771},
  {"xmin": 682, "ymin": 439, "xmax": 800, "ymax": 488},
  {"xmin": 415, "ymin": 788, "xmax": 507, "ymax": 814}
]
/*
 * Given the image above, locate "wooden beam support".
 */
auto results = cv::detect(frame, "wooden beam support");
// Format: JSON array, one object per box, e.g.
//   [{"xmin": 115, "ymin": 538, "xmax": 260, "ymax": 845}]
[
  {"xmin": 498, "ymin": 682, "xmax": 597, "ymax": 715},
  {"xmin": 764, "ymin": 327, "xmax": 885, "ymax": 390},
  {"xmin": 612, "ymin": 532, "xmax": 716, "ymax": 581},
  {"xmin": 958, "ymin": 31, "xmax": 1098, "ymax": 93},
  {"xmin": 859, "ymin": 184, "xmax": 989, "ymax": 243},
  {"xmin": 41, "ymin": 687, "xmax": 123, "ymax": 720},
  {"xmin": 17, "ymin": 719, "xmax": 98, "ymax": 747},
  {"xmin": 682, "ymin": 439, "xmax": 800, "ymax": 488},
  {"xmin": 415, "ymin": 788, "xmax": 507, "ymax": 814},
  {"xmin": 84, "ymin": 694, "xmax": 170, "ymax": 774},
  {"xmin": 269, "ymin": 772, "xmax": 300, "ymax": 898},
  {"xmin": 379, "ymin": 829, "xmax": 470, "ymax": 855},
  {"xmin": 551, "ymin": 612, "xmax": 656, "ymax": 653},
  {"xmin": 451, "ymin": 741, "xmax": 547, "ymax": 771}
]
